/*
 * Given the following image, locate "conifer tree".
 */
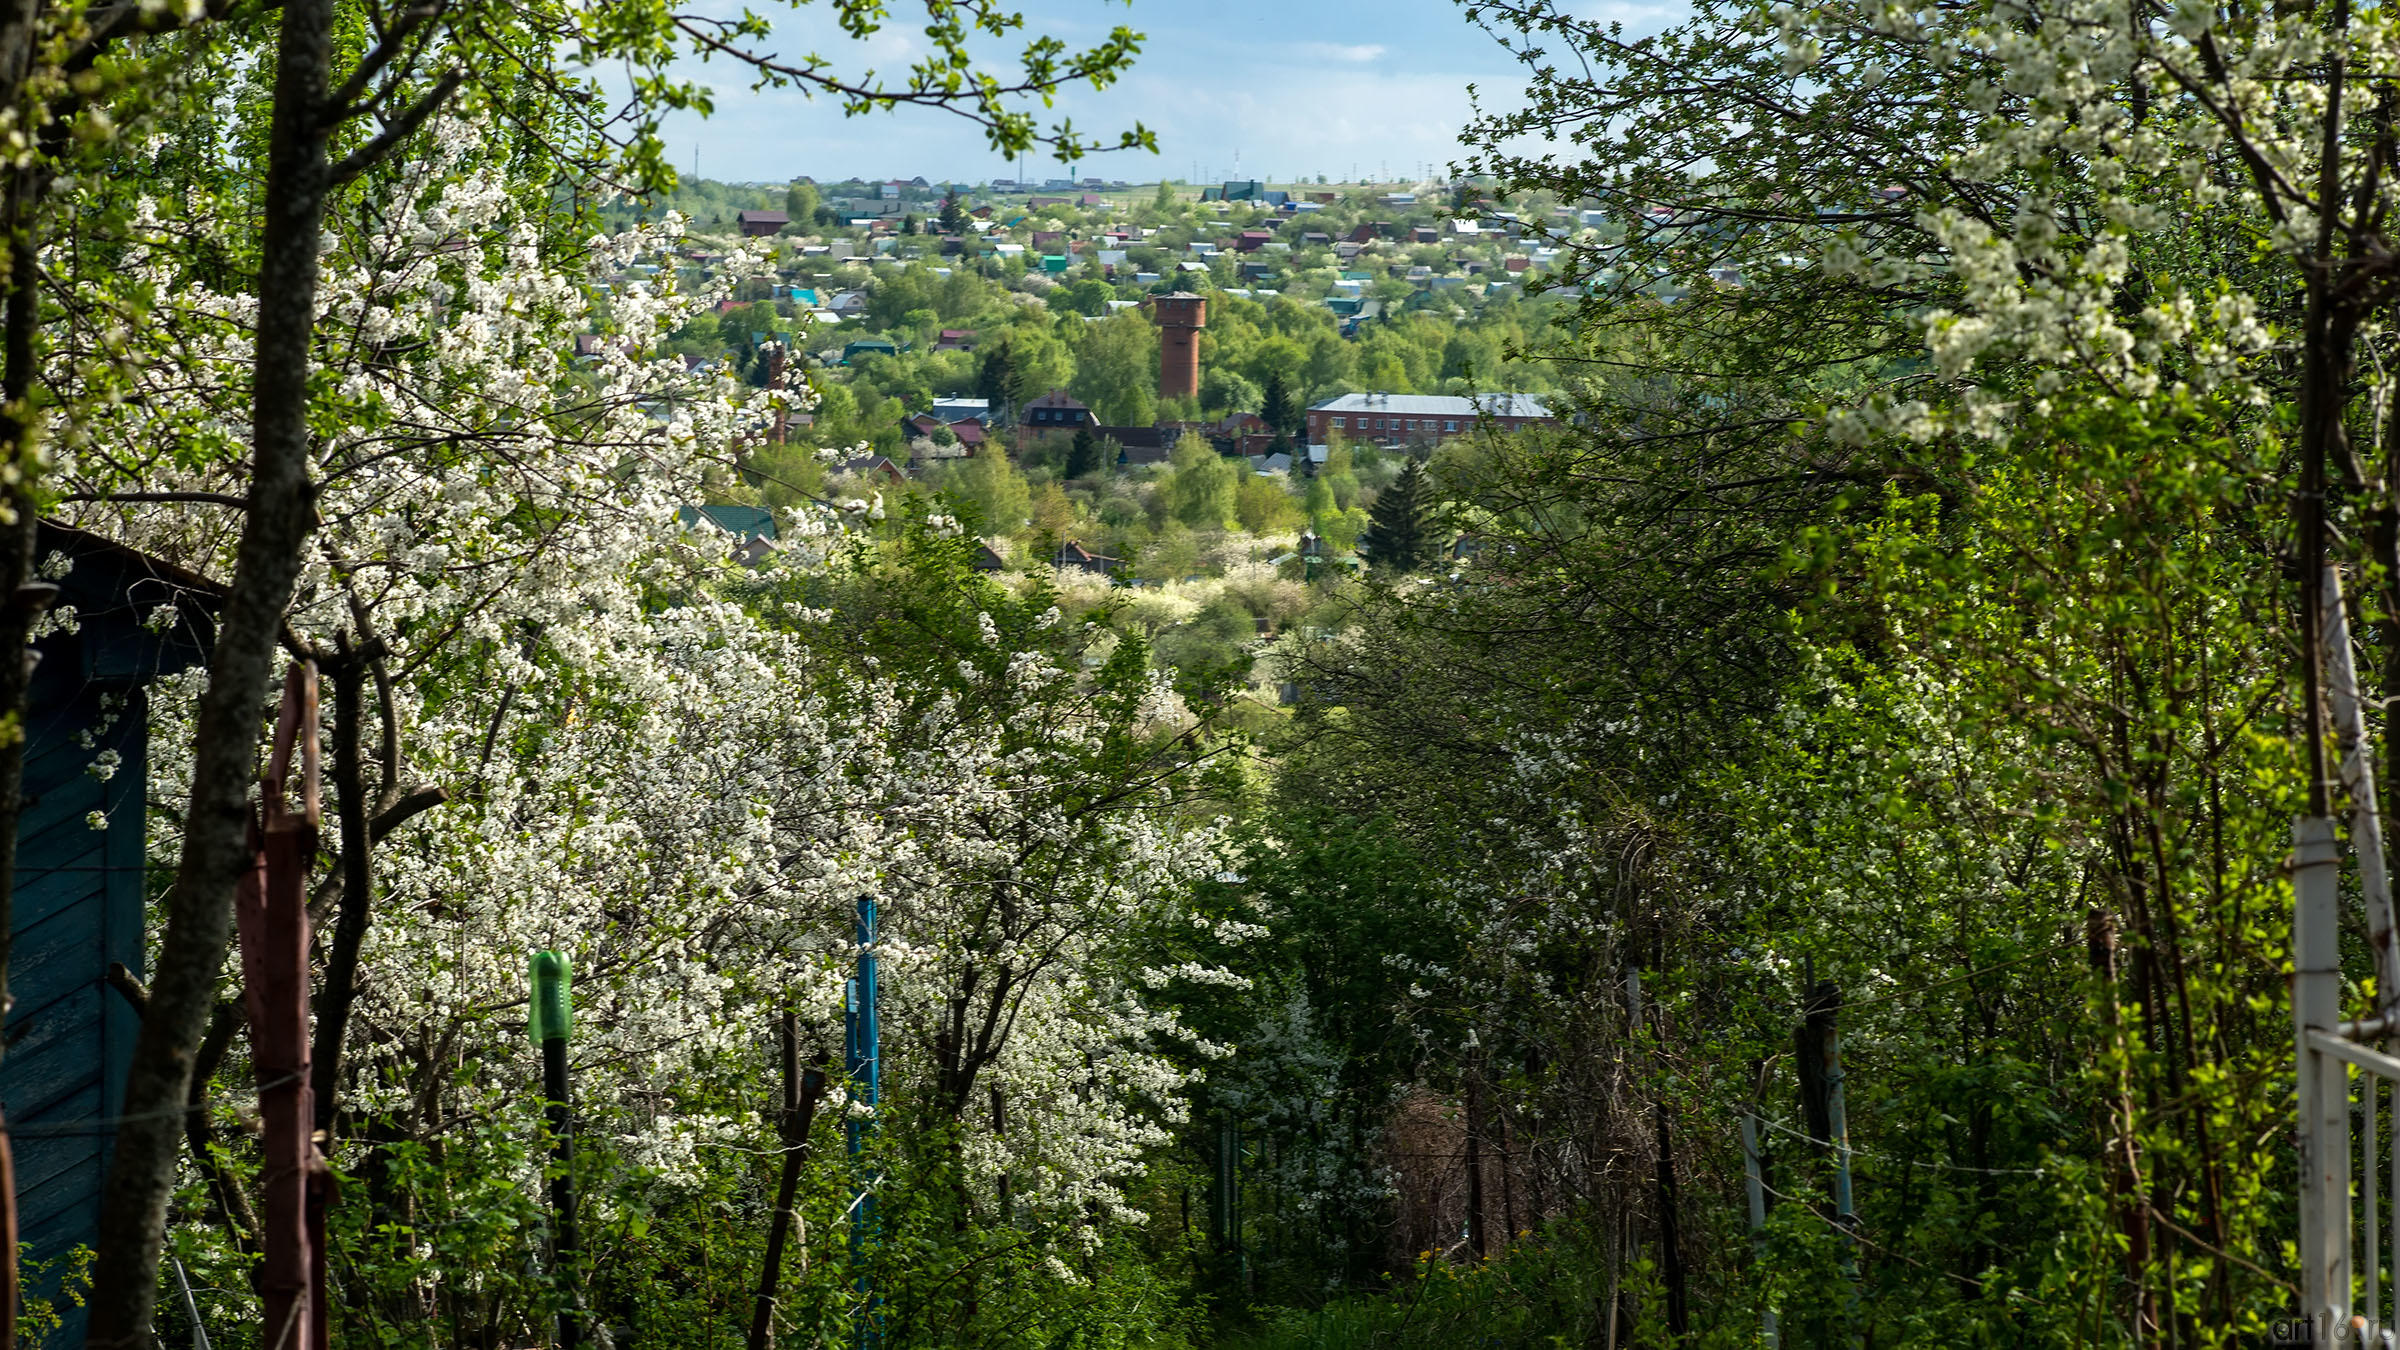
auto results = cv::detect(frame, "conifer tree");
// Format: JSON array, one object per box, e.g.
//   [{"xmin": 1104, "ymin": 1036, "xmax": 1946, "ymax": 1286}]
[
  {"xmin": 1066, "ymin": 426, "xmax": 1103, "ymax": 478},
  {"xmin": 938, "ymin": 194, "xmax": 970, "ymax": 235},
  {"xmin": 1261, "ymin": 368, "xmax": 1302, "ymax": 456},
  {"xmin": 977, "ymin": 343, "xmax": 1017, "ymax": 417},
  {"xmin": 1360, "ymin": 458, "xmax": 1444, "ymax": 573}
]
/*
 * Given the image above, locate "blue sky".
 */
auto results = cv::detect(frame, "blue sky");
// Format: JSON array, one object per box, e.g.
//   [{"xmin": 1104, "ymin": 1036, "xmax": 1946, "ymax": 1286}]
[{"xmin": 624, "ymin": 0, "xmax": 1686, "ymax": 185}]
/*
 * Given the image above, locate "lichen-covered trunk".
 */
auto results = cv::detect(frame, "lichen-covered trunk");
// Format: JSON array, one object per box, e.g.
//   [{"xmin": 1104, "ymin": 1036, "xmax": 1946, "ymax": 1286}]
[{"xmin": 84, "ymin": 0, "xmax": 333, "ymax": 1334}]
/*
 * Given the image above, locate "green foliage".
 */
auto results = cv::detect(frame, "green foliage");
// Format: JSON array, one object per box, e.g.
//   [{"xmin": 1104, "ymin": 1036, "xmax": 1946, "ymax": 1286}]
[
  {"xmin": 930, "ymin": 447, "xmax": 1032, "ymax": 534},
  {"xmin": 1200, "ymin": 367, "xmax": 1262, "ymax": 418},
  {"xmin": 982, "ymin": 325, "xmax": 1075, "ymax": 409},
  {"xmin": 1152, "ymin": 595, "xmax": 1256, "ymax": 681},
  {"xmin": 1319, "ymin": 438, "xmax": 1360, "ymax": 511},
  {"xmin": 1161, "ymin": 433, "xmax": 1237, "ymax": 529},
  {"xmin": 1221, "ymin": 1226, "xmax": 1627, "ymax": 1350},
  {"xmin": 1235, "ymin": 467, "xmax": 1304, "ymax": 535},
  {"xmin": 1070, "ymin": 309, "xmax": 1158, "ymax": 425},
  {"xmin": 1050, "ymin": 276, "xmax": 1118, "ymax": 319},
  {"xmin": 17, "ymin": 1245, "xmax": 91, "ymax": 1349}
]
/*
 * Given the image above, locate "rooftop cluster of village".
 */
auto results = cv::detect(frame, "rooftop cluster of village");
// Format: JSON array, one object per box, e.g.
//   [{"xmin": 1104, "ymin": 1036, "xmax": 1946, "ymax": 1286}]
[{"xmin": 590, "ymin": 175, "xmax": 1604, "ymax": 650}]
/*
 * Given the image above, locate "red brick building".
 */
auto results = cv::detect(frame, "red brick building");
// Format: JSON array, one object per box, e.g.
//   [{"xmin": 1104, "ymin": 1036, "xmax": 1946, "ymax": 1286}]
[{"xmin": 1305, "ymin": 393, "xmax": 1555, "ymax": 448}]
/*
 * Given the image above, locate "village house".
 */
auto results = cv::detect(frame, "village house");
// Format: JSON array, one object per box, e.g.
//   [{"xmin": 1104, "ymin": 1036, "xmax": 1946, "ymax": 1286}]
[
  {"xmin": 904, "ymin": 413, "xmax": 988, "ymax": 450},
  {"xmin": 1305, "ymin": 392, "xmax": 1556, "ymax": 448},
  {"xmin": 677, "ymin": 504, "xmax": 781, "ymax": 566},
  {"xmin": 1053, "ymin": 539, "xmax": 1123, "ymax": 576},
  {"xmin": 835, "ymin": 453, "xmax": 907, "ymax": 486},
  {"xmin": 735, "ymin": 209, "xmax": 789, "ymax": 237},
  {"xmin": 1021, "ymin": 389, "xmax": 1097, "ymax": 432}
]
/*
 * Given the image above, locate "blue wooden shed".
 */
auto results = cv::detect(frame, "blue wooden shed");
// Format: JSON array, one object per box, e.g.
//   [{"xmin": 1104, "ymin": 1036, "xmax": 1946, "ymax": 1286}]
[{"xmin": 2, "ymin": 522, "xmax": 217, "ymax": 1342}]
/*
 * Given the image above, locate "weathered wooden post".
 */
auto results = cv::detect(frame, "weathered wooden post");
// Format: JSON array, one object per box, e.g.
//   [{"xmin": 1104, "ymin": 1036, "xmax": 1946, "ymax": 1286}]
[
  {"xmin": 233, "ymin": 664, "xmax": 325, "ymax": 1350},
  {"xmin": 531, "ymin": 950, "xmax": 578, "ymax": 1349}
]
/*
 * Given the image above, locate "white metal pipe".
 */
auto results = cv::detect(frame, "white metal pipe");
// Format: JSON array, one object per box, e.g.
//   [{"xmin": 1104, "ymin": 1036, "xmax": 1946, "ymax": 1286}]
[
  {"xmin": 2298, "ymin": 814, "xmax": 2351, "ymax": 1331},
  {"xmin": 1741, "ymin": 1113, "xmax": 1778, "ymax": 1349},
  {"xmin": 2306, "ymin": 1028, "xmax": 2400, "ymax": 1082},
  {"xmin": 2368, "ymin": 1044, "xmax": 2379, "ymax": 1339}
]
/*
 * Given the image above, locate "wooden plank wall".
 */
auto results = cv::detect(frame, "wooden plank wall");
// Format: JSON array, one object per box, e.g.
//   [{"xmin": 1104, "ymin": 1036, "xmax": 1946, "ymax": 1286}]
[{"xmin": 1, "ymin": 526, "xmax": 214, "ymax": 1346}]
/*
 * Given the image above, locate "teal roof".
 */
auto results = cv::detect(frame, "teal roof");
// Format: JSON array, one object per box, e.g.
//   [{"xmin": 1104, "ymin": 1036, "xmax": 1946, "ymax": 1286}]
[{"xmin": 678, "ymin": 505, "xmax": 778, "ymax": 541}]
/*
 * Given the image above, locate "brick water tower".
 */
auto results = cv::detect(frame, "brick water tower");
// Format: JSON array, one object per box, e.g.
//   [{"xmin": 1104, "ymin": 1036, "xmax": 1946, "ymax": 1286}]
[{"xmin": 1153, "ymin": 292, "xmax": 1206, "ymax": 403}]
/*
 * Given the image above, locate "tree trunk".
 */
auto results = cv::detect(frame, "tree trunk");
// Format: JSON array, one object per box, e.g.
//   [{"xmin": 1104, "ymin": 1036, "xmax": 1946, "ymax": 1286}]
[
  {"xmin": 311, "ymin": 639, "xmax": 373, "ymax": 1134},
  {"xmin": 1463, "ymin": 1066, "xmax": 1486, "ymax": 1260},
  {"xmin": 0, "ymin": 152, "xmax": 45, "ymax": 1350},
  {"xmin": 747, "ymin": 1013, "xmax": 824, "ymax": 1350},
  {"xmin": 1654, "ymin": 1099, "xmax": 1687, "ymax": 1337},
  {"xmin": 85, "ymin": 0, "xmax": 335, "ymax": 1333}
]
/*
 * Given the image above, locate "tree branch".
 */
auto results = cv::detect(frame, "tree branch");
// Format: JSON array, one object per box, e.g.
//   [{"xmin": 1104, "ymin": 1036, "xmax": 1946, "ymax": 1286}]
[{"xmin": 326, "ymin": 70, "xmax": 464, "ymax": 187}]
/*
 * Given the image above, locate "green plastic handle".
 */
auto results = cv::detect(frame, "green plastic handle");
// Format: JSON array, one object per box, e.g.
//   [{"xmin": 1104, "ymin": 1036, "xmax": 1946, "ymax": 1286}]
[{"xmin": 530, "ymin": 950, "xmax": 572, "ymax": 1043}]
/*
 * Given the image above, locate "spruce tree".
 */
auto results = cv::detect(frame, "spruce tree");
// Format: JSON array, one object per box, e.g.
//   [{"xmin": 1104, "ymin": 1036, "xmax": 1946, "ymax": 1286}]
[
  {"xmin": 1261, "ymin": 369, "xmax": 1301, "ymax": 459},
  {"xmin": 938, "ymin": 194, "xmax": 970, "ymax": 235},
  {"xmin": 1066, "ymin": 427, "xmax": 1103, "ymax": 478},
  {"xmin": 977, "ymin": 344, "xmax": 1017, "ymax": 419},
  {"xmin": 1261, "ymin": 369, "xmax": 1300, "ymax": 439},
  {"xmin": 1361, "ymin": 458, "xmax": 1444, "ymax": 573}
]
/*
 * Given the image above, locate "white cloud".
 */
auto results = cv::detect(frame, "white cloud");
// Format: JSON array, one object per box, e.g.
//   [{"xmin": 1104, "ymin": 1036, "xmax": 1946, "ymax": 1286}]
[
  {"xmin": 1566, "ymin": 0, "xmax": 1690, "ymax": 30},
  {"xmin": 1299, "ymin": 42, "xmax": 1388, "ymax": 63}
]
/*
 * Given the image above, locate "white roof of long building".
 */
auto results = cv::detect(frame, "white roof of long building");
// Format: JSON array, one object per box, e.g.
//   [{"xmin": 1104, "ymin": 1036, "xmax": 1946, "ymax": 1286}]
[{"xmin": 1310, "ymin": 392, "xmax": 1551, "ymax": 419}]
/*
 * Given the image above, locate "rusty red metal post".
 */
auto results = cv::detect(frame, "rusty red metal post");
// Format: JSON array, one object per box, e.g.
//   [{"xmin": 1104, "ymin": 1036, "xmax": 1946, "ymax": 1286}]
[
  {"xmin": 235, "ymin": 664, "xmax": 326, "ymax": 1350},
  {"xmin": 1, "ymin": 1099, "xmax": 16, "ymax": 1349}
]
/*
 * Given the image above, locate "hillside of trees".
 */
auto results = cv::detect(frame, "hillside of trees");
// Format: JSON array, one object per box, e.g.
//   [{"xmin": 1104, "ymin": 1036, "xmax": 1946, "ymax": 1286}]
[{"xmin": 0, "ymin": 0, "xmax": 2387, "ymax": 1345}]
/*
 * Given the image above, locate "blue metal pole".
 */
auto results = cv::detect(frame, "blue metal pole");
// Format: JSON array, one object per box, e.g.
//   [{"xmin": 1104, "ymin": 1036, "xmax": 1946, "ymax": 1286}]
[{"xmin": 844, "ymin": 895, "xmax": 880, "ymax": 1346}]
